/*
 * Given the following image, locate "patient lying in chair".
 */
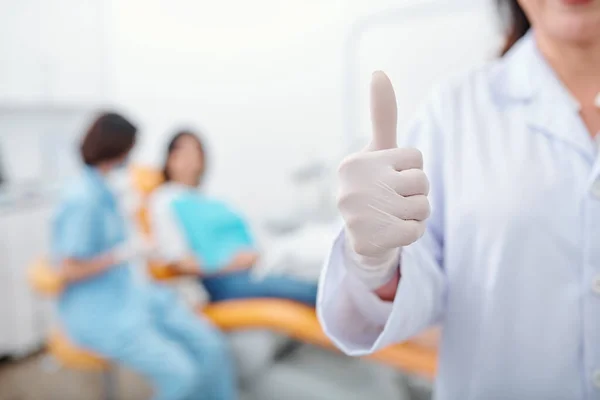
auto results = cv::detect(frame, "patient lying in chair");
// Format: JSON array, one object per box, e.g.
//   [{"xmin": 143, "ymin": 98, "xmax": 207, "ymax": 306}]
[{"xmin": 149, "ymin": 130, "xmax": 318, "ymax": 306}]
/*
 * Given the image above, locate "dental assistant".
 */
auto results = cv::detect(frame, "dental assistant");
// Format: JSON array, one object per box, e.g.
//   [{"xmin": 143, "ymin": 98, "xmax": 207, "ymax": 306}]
[
  {"xmin": 317, "ymin": 0, "xmax": 600, "ymax": 399},
  {"xmin": 51, "ymin": 113, "xmax": 237, "ymax": 400}
]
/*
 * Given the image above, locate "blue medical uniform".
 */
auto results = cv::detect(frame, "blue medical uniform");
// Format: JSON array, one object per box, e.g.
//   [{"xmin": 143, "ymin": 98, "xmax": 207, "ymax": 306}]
[{"xmin": 52, "ymin": 166, "xmax": 237, "ymax": 400}]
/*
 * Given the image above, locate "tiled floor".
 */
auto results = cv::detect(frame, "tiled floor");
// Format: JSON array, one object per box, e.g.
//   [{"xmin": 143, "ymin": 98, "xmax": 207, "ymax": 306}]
[
  {"xmin": 0, "ymin": 352, "xmax": 150, "ymax": 400},
  {"xmin": 0, "ymin": 345, "xmax": 432, "ymax": 400}
]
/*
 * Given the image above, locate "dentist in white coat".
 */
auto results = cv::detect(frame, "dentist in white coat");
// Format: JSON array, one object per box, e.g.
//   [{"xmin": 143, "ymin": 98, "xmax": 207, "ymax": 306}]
[{"xmin": 317, "ymin": 0, "xmax": 600, "ymax": 399}]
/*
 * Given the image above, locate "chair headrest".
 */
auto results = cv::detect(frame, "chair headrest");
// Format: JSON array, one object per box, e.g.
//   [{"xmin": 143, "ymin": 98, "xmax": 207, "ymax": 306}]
[{"xmin": 130, "ymin": 165, "xmax": 165, "ymax": 196}]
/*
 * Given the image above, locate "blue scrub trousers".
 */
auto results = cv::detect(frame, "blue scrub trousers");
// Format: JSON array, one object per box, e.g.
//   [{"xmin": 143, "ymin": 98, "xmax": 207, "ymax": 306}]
[
  {"xmin": 90, "ymin": 286, "xmax": 237, "ymax": 400},
  {"xmin": 202, "ymin": 270, "xmax": 318, "ymax": 306}
]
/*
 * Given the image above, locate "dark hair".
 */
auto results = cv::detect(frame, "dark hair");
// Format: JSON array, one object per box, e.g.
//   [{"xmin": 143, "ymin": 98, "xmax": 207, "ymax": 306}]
[
  {"xmin": 498, "ymin": 0, "xmax": 531, "ymax": 56},
  {"xmin": 80, "ymin": 112, "xmax": 137, "ymax": 166},
  {"xmin": 163, "ymin": 130, "xmax": 206, "ymax": 183}
]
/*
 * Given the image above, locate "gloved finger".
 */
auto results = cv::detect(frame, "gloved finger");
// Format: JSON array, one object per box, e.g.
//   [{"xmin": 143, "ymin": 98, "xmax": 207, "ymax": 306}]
[
  {"xmin": 386, "ymin": 168, "xmax": 430, "ymax": 196},
  {"xmin": 346, "ymin": 207, "xmax": 427, "ymax": 255},
  {"xmin": 365, "ymin": 211, "xmax": 427, "ymax": 249},
  {"xmin": 398, "ymin": 195, "xmax": 431, "ymax": 221},
  {"xmin": 385, "ymin": 218, "xmax": 427, "ymax": 247},
  {"xmin": 369, "ymin": 191, "xmax": 430, "ymax": 221},
  {"xmin": 366, "ymin": 147, "xmax": 423, "ymax": 171},
  {"xmin": 369, "ymin": 71, "xmax": 398, "ymax": 151}
]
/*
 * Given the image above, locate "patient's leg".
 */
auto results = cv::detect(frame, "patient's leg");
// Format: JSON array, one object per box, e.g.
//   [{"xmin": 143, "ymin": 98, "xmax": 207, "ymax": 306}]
[{"xmin": 202, "ymin": 270, "xmax": 317, "ymax": 306}]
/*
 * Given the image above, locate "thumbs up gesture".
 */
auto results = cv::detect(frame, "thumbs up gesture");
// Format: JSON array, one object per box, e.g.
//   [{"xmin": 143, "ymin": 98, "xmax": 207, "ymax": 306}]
[{"xmin": 337, "ymin": 72, "xmax": 430, "ymax": 278}]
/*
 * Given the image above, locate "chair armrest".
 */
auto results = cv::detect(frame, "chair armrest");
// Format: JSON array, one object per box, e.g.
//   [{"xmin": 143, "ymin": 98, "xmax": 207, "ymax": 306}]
[{"xmin": 28, "ymin": 258, "xmax": 63, "ymax": 296}]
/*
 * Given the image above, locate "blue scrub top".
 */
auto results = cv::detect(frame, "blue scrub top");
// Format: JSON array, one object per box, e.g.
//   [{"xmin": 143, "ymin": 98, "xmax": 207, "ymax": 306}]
[
  {"xmin": 171, "ymin": 192, "xmax": 254, "ymax": 273},
  {"xmin": 51, "ymin": 166, "xmax": 144, "ymax": 345}
]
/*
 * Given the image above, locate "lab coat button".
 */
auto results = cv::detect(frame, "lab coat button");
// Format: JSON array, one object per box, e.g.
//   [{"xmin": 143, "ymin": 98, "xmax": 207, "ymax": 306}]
[
  {"xmin": 591, "ymin": 180, "xmax": 600, "ymax": 199},
  {"xmin": 593, "ymin": 370, "xmax": 600, "ymax": 388},
  {"xmin": 593, "ymin": 276, "xmax": 600, "ymax": 295}
]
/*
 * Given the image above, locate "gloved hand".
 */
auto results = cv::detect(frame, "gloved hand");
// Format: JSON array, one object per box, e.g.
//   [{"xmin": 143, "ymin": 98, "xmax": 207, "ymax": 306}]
[
  {"xmin": 112, "ymin": 237, "xmax": 157, "ymax": 264},
  {"xmin": 337, "ymin": 71, "xmax": 431, "ymax": 289}
]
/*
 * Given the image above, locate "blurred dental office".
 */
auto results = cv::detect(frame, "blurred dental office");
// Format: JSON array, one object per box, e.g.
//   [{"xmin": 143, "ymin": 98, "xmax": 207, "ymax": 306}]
[{"xmin": 0, "ymin": 0, "xmax": 500, "ymax": 399}]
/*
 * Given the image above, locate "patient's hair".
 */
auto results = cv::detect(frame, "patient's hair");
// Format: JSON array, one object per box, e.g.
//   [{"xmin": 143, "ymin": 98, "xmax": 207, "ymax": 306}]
[
  {"xmin": 163, "ymin": 130, "xmax": 207, "ymax": 183},
  {"xmin": 497, "ymin": 0, "xmax": 530, "ymax": 56},
  {"xmin": 80, "ymin": 112, "xmax": 137, "ymax": 166}
]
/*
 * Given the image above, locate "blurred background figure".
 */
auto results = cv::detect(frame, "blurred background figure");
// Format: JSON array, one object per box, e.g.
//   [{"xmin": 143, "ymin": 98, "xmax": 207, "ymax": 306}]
[
  {"xmin": 51, "ymin": 112, "xmax": 237, "ymax": 400},
  {"xmin": 149, "ymin": 130, "xmax": 318, "ymax": 306},
  {"xmin": 1, "ymin": 1, "xmax": 502, "ymax": 399}
]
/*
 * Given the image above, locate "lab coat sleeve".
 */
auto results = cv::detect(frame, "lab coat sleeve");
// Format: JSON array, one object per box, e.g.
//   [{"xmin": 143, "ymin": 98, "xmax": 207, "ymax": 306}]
[
  {"xmin": 317, "ymin": 99, "xmax": 447, "ymax": 356},
  {"xmin": 148, "ymin": 192, "xmax": 191, "ymax": 262}
]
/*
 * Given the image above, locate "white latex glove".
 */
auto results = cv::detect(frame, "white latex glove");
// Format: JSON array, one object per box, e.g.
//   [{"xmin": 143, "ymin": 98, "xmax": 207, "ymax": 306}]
[{"xmin": 337, "ymin": 71, "xmax": 430, "ymax": 289}]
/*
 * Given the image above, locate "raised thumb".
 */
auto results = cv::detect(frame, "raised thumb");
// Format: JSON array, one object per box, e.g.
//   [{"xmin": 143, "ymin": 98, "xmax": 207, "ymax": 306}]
[{"xmin": 369, "ymin": 71, "xmax": 398, "ymax": 151}]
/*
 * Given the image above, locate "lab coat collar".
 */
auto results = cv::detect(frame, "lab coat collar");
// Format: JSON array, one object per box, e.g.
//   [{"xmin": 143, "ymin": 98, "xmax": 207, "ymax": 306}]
[{"xmin": 491, "ymin": 30, "xmax": 594, "ymax": 161}]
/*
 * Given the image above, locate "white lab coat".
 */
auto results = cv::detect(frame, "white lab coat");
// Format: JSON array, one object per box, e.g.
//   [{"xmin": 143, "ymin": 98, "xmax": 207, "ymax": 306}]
[{"xmin": 318, "ymin": 31, "xmax": 600, "ymax": 400}]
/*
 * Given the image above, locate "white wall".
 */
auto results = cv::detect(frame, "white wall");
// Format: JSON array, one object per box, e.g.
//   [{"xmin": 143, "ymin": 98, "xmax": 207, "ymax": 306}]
[
  {"xmin": 0, "ymin": 0, "xmax": 108, "ymax": 189},
  {"xmin": 107, "ymin": 0, "xmax": 500, "ymax": 223},
  {"xmin": 108, "ymin": 0, "xmax": 349, "ymax": 223},
  {"xmin": 0, "ymin": 0, "xmax": 109, "ymax": 105},
  {"xmin": 0, "ymin": 0, "xmax": 501, "ymax": 222}
]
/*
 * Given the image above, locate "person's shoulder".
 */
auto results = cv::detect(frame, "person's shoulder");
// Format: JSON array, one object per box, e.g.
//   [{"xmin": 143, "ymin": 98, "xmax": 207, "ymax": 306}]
[
  {"xmin": 53, "ymin": 175, "xmax": 104, "ymax": 220},
  {"xmin": 432, "ymin": 58, "xmax": 503, "ymax": 104},
  {"xmin": 399, "ymin": 59, "xmax": 508, "ymax": 149},
  {"xmin": 415, "ymin": 57, "xmax": 507, "ymax": 128},
  {"xmin": 59, "ymin": 173, "xmax": 102, "ymax": 207},
  {"xmin": 149, "ymin": 182, "xmax": 189, "ymax": 211}
]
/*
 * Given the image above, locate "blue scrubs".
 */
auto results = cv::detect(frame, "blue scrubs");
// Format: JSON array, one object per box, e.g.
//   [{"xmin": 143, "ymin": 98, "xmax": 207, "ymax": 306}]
[{"xmin": 52, "ymin": 167, "xmax": 236, "ymax": 400}]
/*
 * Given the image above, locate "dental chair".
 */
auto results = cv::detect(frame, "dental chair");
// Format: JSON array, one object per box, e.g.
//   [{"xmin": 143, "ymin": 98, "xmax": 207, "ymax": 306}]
[
  {"xmin": 28, "ymin": 165, "xmax": 438, "ymax": 399},
  {"xmin": 130, "ymin": 165, "xmax": 438, "ymax": 378}
]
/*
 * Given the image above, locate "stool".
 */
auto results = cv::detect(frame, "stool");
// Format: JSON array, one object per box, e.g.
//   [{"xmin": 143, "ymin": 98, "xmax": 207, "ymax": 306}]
[
  {"xmin": 28, "ymin": 259, "xmax": 119, "ymax": 400},
  {"xmin": 46, "ymin": 330, "xmax": 118, "ymax": 400}
]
